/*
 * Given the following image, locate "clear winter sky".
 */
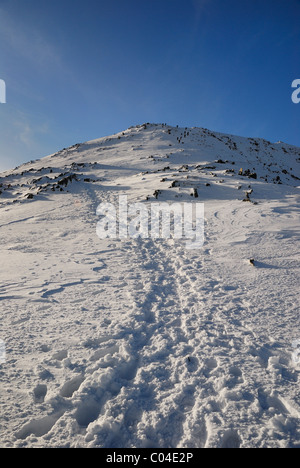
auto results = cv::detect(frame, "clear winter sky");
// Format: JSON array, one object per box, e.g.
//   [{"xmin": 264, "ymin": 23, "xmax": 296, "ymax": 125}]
[{"xmin": 0, "ymin": 0, "xmax": 300, "ymax": 172}]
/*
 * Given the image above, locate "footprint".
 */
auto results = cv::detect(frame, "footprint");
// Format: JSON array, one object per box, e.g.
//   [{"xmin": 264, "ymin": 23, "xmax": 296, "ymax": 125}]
[
  {"xmin": 220, "ymin": 429, "xmax": 241, "ymax": 448},
  {"xmin": 90, "ymin": 344, "xmax": 119, "ymax": 362},
  {"xmin": 36, "ymin": 366, "xmax": 54, "ymax": 381},
  {"xmin": 92, "ymin": 265, "xmax": 105, "ymax": 272},
  {"xmin": 98, "ymin": 276, "xmax": 111, "ymax": 283},
  {"xmin": 59, "ymin": 375, "xmax": 84, "ymax": 398},
  {"xmin": 180, "ymin": 386, "xmax": 195, "ymax": 413},
  {"xmin": 132, "ymin": 282, "xmax": 144, "ymax": 291},
  {"xmin": 124, "ymin": 402, "xmax": 143, "ymax": 428},
  {"xmin": 229, "ymin": 366, "xmax": 243, "ymax": 377},
  {"xmin": 75, "ymin": 397, "xmax": 102, "ymax": 428},
  {"xmin": 186, "ymin": 356, "xmax": 199, "ymax": 373},
  {"xmin": 118, "ymin": 358, "xmax": 139, "ymax": 381},
  {"xmin": 52, "ymin": 349, "xmax": 68, "ymax": 361},
  {"xmin": 257, "ymin": 388, "xmax": 289, "ymax": 415},
  {"xmin": 33, "ymin": 384, "xmax": 47, "ymax": 403},
  {"xmin": 39, "ymin": 344, "xmax": 51, "ymax": 353},
  {"xmin": 225, "ymin": 366, "xmax": 244, "ymax": 389},
  {"xmin": 203, "ymin": 357, "xmax": 218, "ymax": 377},
  {"xmin": 15, "ymin": 412, "xmax": 63, "ymax": 439},
  {"xmin": 189, "ymin": 419, "xmax": 207, "ymax": 448}
]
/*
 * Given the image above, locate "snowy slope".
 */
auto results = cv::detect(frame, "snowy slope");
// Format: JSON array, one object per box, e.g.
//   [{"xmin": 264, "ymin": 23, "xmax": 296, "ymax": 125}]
[{"xmin": 0, "ymin": 123, "xmax": 300, "ymax": 448}]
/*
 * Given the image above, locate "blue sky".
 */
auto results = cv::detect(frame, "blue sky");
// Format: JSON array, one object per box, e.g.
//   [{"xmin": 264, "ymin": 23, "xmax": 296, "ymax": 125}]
[{"xmin": 0, "ymin": 0, "xmax": 300, "ymax": 171}]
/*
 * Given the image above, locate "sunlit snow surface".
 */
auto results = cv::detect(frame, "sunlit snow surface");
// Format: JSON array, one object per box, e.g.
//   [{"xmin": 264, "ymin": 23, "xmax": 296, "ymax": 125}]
[{"xmin": 0, "ymin": 124, "xmax": 299, "ymax": 447}]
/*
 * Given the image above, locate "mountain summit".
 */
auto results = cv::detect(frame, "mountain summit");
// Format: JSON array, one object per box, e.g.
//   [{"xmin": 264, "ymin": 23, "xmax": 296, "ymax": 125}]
[{"xmin": 1, "ymin": 123, "xmax": 300, "ymax": 206}]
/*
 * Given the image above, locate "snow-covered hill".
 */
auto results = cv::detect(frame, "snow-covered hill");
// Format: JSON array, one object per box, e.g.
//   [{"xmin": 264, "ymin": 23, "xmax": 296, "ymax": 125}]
[{"xmin": 0, "ymin": 123, "xmax": 299, "ymax": 448}]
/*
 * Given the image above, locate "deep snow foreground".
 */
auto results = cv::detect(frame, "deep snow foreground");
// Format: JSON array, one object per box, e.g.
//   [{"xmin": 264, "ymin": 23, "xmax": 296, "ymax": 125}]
[{"xmin": 0, "ymin": 124, "xmax": 300, "ymax": 448}]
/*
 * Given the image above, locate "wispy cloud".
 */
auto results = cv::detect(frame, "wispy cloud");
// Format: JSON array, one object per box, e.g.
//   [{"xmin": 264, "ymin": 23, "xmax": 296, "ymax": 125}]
[
  {"xmin": 13, "ymin": 112, "xmax": 50, "ymax": 148},
  {"xmin": 0, "ymin": 4, "xmax": 101, "ymax": 105},
  {"xmin": 0, "ymin": 6, "xmax": 64, "ymax": 73},
  {"xmin": 0, "ymin": 106, "xmax": 52, "ymax": 172}
]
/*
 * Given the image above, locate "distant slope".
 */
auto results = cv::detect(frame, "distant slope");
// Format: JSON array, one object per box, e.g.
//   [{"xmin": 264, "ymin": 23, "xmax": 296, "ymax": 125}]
[{"xmin": 0, "ymin": 123, "xmax": 299, "ymax": 207}]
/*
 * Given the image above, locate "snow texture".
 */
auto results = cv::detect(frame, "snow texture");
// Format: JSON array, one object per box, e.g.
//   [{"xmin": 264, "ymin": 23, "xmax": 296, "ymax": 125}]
[{"xmin": 0, "ymin": 123, "xmax": 299, "ymax": 448}]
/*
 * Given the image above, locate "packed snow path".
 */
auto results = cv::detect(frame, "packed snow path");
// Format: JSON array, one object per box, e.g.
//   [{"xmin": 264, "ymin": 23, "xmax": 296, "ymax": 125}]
[{"xmin": 0, "ymin": 124, "xmax": 299, "ymax": 447}]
